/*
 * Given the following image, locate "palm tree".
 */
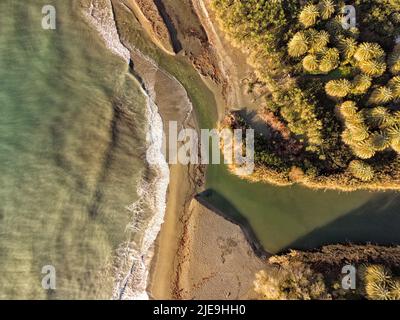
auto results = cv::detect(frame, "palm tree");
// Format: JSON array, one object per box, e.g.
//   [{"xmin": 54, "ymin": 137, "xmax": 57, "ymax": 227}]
[
  {"xmin": 391, "ymin": 137, "xmax": 400, "ymax": 153},
  {"xmin": 366, "ymin": 281, "xmax": 392, "ymax": 300},
  {"xmin": 319, "ymin": 48, "xmax": 339, "ymax": 73},
  {"xmin": 340, "ymin": 101, "xmax": 358, "ymax": 118},
  {"xmin": 354, "ymin": 43, "xmax": 385, "ymax": 62},
  {"xmin": 299, "ymin": 4, "xmax": 320, "ymax": 28},
  {"xmin": 393, "ymin": 111, "xmax": 400, "ymax": 124},
  {"xmin": 389, "ymin": 281, "xmax": 400, "ymax": 300},
  {"xmin": 364, "ymin": 265, "xmax": 392, "ymax": 284},
  {"xmin": 359, "ymin": 59, "xmax": 387, "ymax": 77},
  {"xmin": 303, "ymin": 54, "xmax": 319, "ymax": 72},
  {"xmin": 369, "ymin": 86, "xmax": 394, "ymax": 104},
  {"xmin": 325, "ymin": 79, "xmax": 352, "ymax": 98},
  {"xmin": 352, "ymin": 74, "xmax": 372, "ymax": 95},
  {"xmin": 348, "ymin": 160, "xmax": 374, "ymax": 181},
  {"xmin": 389, "ymin": 76, "xmax": 400, "ymax": 100},
  {"xmin": 352, "ymin": 140, "xmax": 376, "ymax": 159},
  {"xmin": 325, "ymin": 15, "xmax": 343, "ymax": 35},
  {"xmin": 367, "ymin": 107, "xmax": 392, "ymax": 128},
  {"xmin": 349, "ymin": 125, "xmax": 369, "ymax": 142},
  {"xmin": 307, "ymin": 30, "xmax": 330, "ymax": 54},
  {"xmin": 338, "ymin": 37, "xmax": 358, "ymax": 59},
  {"xmin": 391, "ymin": 60, "xmax": 400, "ymax": 75},
  {"xmin": 346, "ymin": 112, "xmax": 365, "ymax": 127},
  {"xmin": 387, "ymin": 125, "xmax": 400, "ymax": 138},
  {"xmin": 318, "ymin": 0, "xmax": 335, "ymax": 20},
  {"xmin": 363, "ymin": 265, "xmax": 393, "ymax": 300},
  {"xmin": 369, "ymin": 131, "xmax": 390, "ymax": 151},
  {"xmin": 288, "ymin": 32, "xmax": 309, "ymax": 57},
  {"xmin": 341, "ymin": 129, "xmax": 355, "ymax": 145}
]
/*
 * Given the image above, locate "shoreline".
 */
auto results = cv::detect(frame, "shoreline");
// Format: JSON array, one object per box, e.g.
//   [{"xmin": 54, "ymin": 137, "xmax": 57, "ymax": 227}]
[
  {"xmin": 127, "ymin": 50, "xmax": 203, "ymax": 300},
  {"xmin": 83, "ymin": 0, "xmax": 267, "ymax": 300},
  {"xmin": 81, "ymin": 0, "xmax": 178, "ymax": 300},
  {"xmin": 147, "ymin": 162, "xmax": 200, "ymax": 299}
]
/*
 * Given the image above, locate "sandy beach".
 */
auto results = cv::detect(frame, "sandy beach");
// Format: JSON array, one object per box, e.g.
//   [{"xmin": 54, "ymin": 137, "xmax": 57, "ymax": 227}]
[
  {"xmin": 148, "ymin": 162, "xmax": 266, "ymax": 300},
  {"xmin": 140, "ymin": 0, "xmax": 268, "ymax": 299},
  {"xmin": 102, "ymin": 0, "xmax": 268, "ymax": 299}
]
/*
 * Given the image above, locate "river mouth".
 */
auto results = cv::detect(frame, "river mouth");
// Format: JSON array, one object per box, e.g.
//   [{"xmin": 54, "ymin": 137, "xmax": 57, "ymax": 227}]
[
  {"xmin": 2, "ymin": 0, "xmax": 400, "ymax": 301},
  {"xmin": 110, "ymin": 0, "xmax": 400, "ymax": 256}
]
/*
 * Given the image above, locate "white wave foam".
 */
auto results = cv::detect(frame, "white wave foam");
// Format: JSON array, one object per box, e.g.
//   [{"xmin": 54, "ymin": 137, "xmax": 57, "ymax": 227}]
[
  {"xmin": 112, "ymin": 82, "xmax": 170, "ymax": 300},
  {"xmin": 81, "ymin": 1, "xmax": 173, "ymax": 300},
  {"xmin": 81, "ymin": 0, "xmax": 130, "ymax": 63}
]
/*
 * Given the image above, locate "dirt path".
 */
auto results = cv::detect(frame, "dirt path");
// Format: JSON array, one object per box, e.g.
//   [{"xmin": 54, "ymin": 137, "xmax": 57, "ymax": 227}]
[{"xmin": 191, "ymin": 0, "xmax": 259, "ymax": 111}]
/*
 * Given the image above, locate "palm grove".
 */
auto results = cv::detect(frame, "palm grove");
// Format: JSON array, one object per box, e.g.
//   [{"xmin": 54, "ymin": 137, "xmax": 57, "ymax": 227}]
[{"xmin": 212, "ymin": 0, "xmax": 400, "ymax": 190}]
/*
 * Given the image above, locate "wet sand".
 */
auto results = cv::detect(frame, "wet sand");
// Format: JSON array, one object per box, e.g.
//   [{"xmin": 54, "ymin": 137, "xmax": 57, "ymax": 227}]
[{"xmin": 176, "ymin": 199, "xmax": 265, "ymax": 299}]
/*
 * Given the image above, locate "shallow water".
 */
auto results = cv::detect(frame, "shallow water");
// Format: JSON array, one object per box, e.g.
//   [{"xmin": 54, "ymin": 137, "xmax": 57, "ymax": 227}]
[{"xmin": 0, "ymin": 0, "xmax": 149, "ymax": 299}]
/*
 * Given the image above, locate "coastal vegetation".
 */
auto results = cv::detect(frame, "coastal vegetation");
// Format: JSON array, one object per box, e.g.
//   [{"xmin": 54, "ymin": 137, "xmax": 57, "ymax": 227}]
[
  {"xmin": 254, "ymin": 245, "xmax": 400, "ymax": 300},
  {"xmin": 212, "ymin": 0, "xmax": 400, "ymax": 190}
]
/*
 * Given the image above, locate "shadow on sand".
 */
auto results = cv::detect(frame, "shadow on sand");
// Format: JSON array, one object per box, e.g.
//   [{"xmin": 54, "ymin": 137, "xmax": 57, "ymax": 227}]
[{"xmin": 197, "ymin": 189, "xmax": 270, "ymax": 259}]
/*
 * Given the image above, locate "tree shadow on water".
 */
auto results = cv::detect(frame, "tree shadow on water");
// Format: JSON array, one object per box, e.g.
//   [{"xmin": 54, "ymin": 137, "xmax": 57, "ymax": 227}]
[{"xmin": 284, "ymin": 193, "xmax": 400, "ymax": 252}]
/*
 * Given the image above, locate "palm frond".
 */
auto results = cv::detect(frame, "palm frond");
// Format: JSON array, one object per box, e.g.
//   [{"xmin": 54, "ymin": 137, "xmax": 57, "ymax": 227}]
[
  {"xmin": 354, "ymin": 43, "xmax": 385, "ymax": 62},
  {"xmin": 303, "ymin": 55, "xmax": 319, "ymax": 72},
  {"xmin": 325, "ymin": 79, "xmax": 352, "ymax": 98},
  {"xmin": 299, "ymin": 4, "xmax": 320, "ymax": 28},
  {"xmin": 352, "ymin": 75, "xmax": 372, "ymax": 95},
  {"xmin": 318, "ymin": 0, "xmax": 335, "ymax": 20},
  {"xmin": 288, "ymin": 32, "xmax": 309, "ymax": 57},
  {"xmin": 338, "ymin": 37, "xmax": 358, "ymax": 59},
  {"xmin": 359, "ymin": 59, "xmax": 387, "ymax": 77},
  {"xmin": 348, "ymin": 160, "xmax": 374, "ymax": 181}
]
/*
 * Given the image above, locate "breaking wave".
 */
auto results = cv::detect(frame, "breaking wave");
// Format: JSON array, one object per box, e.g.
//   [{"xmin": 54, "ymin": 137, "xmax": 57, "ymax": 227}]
[
  {"xmin": 112, "ymin": 77, "xmax": 170, "ymax": 300},
  {"xmin": 81, "ymin": 0, "xmax": 170, "ymax": 300}
]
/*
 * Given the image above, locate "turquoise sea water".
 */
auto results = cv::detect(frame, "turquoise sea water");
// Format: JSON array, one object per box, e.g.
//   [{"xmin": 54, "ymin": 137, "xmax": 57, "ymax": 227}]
[{"xmin": 0, "ymin": 0, "xmax": 148, "ymax": 299}]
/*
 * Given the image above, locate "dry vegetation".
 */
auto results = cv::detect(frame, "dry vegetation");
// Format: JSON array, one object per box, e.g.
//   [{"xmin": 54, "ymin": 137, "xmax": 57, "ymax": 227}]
[{"xmin": 254, "ymin": 244, "xmax": 400, "ymax": 300}]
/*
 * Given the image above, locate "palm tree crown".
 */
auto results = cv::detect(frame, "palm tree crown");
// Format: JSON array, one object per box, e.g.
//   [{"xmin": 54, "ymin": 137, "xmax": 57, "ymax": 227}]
[
  {"xmin": 318, "ymin": 0, "xmax": 335, "ymax": 20},
  {"xmin": 348, "ymin": 160, "xmax": 374, "ymax": 181},
  {"xmin": 288, "ymin": 31, "xmax": 309, "ymax": 57},
  {"xmin": 369, "ymin": 86, "xmax": 394, "ymax": 104},
  {"xmin": 325, "ymin": 79, "xmax": 352, "ymax": 97},
  {"xmin": 299, "ymin": 4, "xmax": 320, "ymax": 28},
  {"xmin": 352, "ymin": 74, "xmax": 372, "ymax": 94},
  {"xmin": 354, "ymin": 43, "xmax": 385, "ymax": 62}
]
